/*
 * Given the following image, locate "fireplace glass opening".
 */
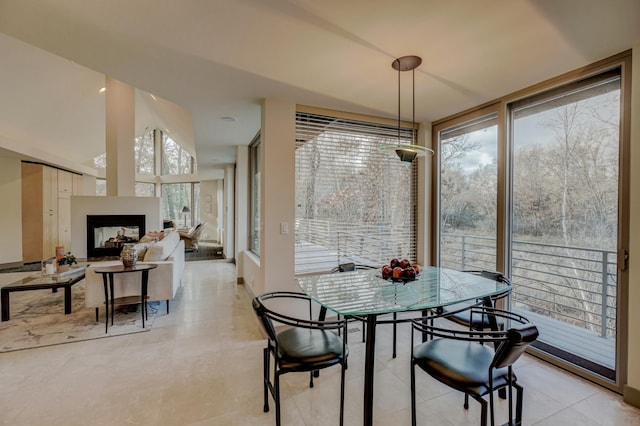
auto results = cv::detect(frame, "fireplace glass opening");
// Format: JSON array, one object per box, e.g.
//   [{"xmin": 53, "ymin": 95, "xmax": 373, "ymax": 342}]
[{"xmin": 87, "ymin": 215, "xmax": 146, "ymax": 258}]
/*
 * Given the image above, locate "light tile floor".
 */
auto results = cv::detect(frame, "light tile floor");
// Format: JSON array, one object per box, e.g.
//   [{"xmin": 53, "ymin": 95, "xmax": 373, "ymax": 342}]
[{"xmin": 1, "ymin": 260, "xmax": 639, "ymax": 425}]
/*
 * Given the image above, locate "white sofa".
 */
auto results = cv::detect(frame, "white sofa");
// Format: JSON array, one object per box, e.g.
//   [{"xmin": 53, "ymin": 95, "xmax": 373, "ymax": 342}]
[{"xmin": 84, "ymin": 230, "xmax": 185, "ymax": 312}]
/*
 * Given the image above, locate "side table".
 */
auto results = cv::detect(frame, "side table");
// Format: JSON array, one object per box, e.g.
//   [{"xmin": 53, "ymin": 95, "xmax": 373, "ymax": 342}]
[{"xmin": 93, "ymin": 264, "xmax": 158, "ymax": 333}]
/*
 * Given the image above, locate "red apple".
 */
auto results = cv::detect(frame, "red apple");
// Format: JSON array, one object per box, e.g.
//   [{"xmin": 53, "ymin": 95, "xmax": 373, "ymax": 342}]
[
  {"xmin": 400, "ymin": 259, "xmax": 411, "ymax": 269},
  {"xmin": 392, "ymin": 267, "xmax": 403, "ymax": 278},
  {"xmin": 390, "ymin": 258, "xmax": 400, "ymax": 268},
  {"xmin": 381, "ymin": 265, "xmax": 393, "ymax": 278},
  {"xmin": 403, "ymin": 267, "xmax": 416, "ymax": 279},
  {"xmin": 412, "ymin": 264, "xmax": 421, "ymax": 275}
]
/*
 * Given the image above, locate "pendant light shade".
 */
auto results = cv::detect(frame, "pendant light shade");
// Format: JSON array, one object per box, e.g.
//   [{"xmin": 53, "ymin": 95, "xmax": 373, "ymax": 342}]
[{"xmin": 381, "ymin": 55, "xmax": 434, "ymax": 162}]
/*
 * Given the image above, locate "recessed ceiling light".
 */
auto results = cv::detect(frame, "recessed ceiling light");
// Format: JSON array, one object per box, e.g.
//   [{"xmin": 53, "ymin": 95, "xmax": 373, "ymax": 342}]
[
  {"xmin": 220, "ymin": 116, "xmax": 237, "ymax": 122},
  {"xmin": 98, "ymin": 87, "xmax": 106, "ymax": 94}
]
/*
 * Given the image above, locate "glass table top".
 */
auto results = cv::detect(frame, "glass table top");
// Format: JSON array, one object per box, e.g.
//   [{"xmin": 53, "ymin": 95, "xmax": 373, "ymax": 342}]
[{"xmin": 297, "ymin": 266, "xmax": 510, "ymax": 316}]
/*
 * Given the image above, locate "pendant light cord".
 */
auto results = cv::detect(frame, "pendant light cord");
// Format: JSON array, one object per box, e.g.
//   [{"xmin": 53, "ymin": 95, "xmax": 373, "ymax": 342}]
[{"xmin": 397, "ymin": 59, "xmax": 401, "ymax": 143}]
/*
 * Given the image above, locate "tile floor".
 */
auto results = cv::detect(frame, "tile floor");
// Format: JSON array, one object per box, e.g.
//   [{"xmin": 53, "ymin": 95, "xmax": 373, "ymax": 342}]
[{"xmin": 1, "ymin": 260, "xmax": 639, "ymax": 425}]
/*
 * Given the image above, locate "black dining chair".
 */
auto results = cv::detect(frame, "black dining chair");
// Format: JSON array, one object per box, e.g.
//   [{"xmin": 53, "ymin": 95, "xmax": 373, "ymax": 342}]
[
  {"xmin": 410, "ymin": 306, "xmax": 538, "ymax": 426},
  {"xmin": 440, "ymin": 270, "xmax": 512, "ymax": 331},
  {"xmin": 252, "ymin": 291, "xmax": 349, "ymax": 426}
]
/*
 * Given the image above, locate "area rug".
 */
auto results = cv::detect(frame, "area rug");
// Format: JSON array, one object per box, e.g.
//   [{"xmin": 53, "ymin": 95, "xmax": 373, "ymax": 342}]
[
  {"xmin": 0, "ymin": 277, "xmax": 157, "ymax": 353},
  {"xmin": 185, "ymin": 244, "xmax": 224, "ymax": 261}
]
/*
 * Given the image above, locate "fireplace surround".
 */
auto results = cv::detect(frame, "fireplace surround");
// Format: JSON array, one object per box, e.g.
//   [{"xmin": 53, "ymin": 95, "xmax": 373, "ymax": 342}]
[{"xmin": 86, "ymin": 215, "xmax": 146, "ymax": 258}]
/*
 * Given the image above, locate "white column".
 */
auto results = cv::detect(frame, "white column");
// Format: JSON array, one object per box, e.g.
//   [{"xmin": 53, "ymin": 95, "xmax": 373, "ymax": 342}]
[
  {"xmin": 105, "ymin": 77, "xmax": 135, "ymax": 197},
  {"xmin": 261, "ymin": 98, "xmax": 296, "ymax": 292}
]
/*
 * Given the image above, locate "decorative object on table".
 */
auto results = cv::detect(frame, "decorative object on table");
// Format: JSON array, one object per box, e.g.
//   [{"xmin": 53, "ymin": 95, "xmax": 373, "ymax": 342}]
[
  {"xmin": 379, "ymin": 55, "xmax": 435, "ymax": 163},
  {"xmin": 381, "ymin": 258, "xmax": 421, "ymax": 282},
  {"xmin": 41, "ymin": 257, "xmax": 57, "ymax": 275},
  {"xmin": 181, "ymin": 205, "xmax": 190, "ymax": 227},
  {"xmin": 120, "ymin": 243, "xmax": 137, "ymax": 267},
  {"xmin": 57, "ymin": 252, "xmax": 77, "ymax": 272}
]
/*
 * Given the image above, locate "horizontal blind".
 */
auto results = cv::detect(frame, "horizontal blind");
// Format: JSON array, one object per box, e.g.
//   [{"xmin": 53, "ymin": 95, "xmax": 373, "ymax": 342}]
[{"xmin": 295, "ymin": 112, "xmax": 417, "ymax": 274}]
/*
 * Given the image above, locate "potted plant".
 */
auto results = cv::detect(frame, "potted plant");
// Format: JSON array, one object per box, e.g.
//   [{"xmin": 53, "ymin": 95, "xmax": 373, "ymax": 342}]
[{"xmin": 57, "ymin": 252, "xmax": 77, "ymax": 272}]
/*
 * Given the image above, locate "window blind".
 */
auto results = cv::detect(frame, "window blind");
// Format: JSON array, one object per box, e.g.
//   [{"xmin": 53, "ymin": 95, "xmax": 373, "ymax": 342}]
[{"xmin": 295, "ymin": 112, "xmax": 418, "ymax": 274}]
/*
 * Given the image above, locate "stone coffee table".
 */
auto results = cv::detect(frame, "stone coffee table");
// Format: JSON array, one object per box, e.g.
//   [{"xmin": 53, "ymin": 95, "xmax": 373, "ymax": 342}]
[{"xmin": 1, "ymin": 267, "xmax": 86, "ymax": 321}]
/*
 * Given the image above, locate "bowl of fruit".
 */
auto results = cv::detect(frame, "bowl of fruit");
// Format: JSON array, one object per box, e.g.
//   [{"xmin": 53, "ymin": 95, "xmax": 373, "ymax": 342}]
[{"xmin": 380, "ymin": 258, "xmax": 421, "ymax": 283}]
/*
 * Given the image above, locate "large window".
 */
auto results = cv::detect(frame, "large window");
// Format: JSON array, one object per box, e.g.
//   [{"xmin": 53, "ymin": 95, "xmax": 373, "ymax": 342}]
[
  {"xmin": 135, "ymin": 130, "xmax": 155, "ymax": 174},
  {"xmin": 295, "ymin": 112, "xmax": 417, "ymax": 274},
  {"xmin": 439, "ymin": 113, "xmax": 498, "ymax": 271},
  {"xmin": 162, "ymin": 134, "xmax": 196, "ymax": 175},
  {"xmin": 510, "ymin": 70, "xmax": 621, "ymax": 380},
  {"xmin": 434, "ymin": 53, "xmax": 630, "ymax": 389},
  {"xmin": 249, "ymin": 135, "xmax": 261, "ymax": 255},
  {"xmin": 161, "ymin": 183, "xmax": 199, "ymax": 228}
]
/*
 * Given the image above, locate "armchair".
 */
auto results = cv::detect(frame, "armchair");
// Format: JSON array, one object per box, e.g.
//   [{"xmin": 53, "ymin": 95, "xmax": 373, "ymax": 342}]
[{"xmin": 177, "ymin": 222, "xmax": 206, "ymax": 251}]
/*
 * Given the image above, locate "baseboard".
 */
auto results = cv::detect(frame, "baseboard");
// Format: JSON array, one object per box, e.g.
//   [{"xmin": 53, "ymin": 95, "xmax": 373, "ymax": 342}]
[
  {"xmin": 0, "ymin": 261, "xmax": 25, "ymax": 271},
  {"xmin": 623, "ymin": 384, "xmax": 640, "ymax": 408}
]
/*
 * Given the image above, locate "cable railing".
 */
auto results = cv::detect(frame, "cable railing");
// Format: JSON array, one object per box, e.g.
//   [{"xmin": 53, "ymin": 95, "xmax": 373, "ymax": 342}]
[
  {"xmin": 440, "ymin": 233, "xmax": 617, "ymax": 339},
  {"xmin": 295, "ymin": 222, "xmax": 617, "ymax": 340}
]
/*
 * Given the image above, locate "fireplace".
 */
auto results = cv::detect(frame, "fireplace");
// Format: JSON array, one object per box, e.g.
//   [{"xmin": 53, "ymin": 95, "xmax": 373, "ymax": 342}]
[{"xmin": 87, "ymin": 215, "xmax": 146, "ymax": 258}]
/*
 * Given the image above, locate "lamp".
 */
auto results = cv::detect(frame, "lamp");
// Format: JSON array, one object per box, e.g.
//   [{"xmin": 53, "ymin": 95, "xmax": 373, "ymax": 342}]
[
  {"xmin": 181, "ymin": 206, "xmax": 190, "ymax": 227},
  {"xmin": 381, "ymin": 55, "xmax": 435, "ymax": 162}
]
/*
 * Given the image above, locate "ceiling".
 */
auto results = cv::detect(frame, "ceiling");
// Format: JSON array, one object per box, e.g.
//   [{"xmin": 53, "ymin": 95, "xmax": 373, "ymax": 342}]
[{"xmin": 0, "ymin": 0, "xmax": 638, "ymax": 176}]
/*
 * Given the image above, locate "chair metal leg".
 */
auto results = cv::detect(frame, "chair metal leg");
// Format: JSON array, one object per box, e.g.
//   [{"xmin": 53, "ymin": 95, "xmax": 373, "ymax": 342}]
[
  {"xmin": 339, "ymin": 363, "xmax": 346, "ymax": 426},
  {"xmin": 489, "ymin": 389, "xmax": 495, "ymax": 426},
  {"xmin": 410, "ymin": 361, "xmax": 417, "ymax": 426},
  {"xmin": 514, "ymin": 382, "xmax": 524, "ymax": 425},
  {"xmin": 263, "ymin": 347, "xmax": 270, "ymax": 413},
  {"xmin": 309, "ymin": 371, "xmax": 314, "ymax": 388},
  {"xmin": 274, "ymin": 372, "xmax": 282, "ymax": 426},
  {"xmin": 464, "ymin": 393, "xmax": 469, "ymax": 409},
  {"xmin": 479, "ymin": 397, "xmax": 488, "ymax": 426},
  {"xmin": 166, "ymin": 300, "xmax": 169, "ymax": 314}
]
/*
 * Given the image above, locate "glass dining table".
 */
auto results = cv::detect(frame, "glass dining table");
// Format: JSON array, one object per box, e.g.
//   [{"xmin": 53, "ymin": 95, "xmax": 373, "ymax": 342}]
[{"xmin": 297, "ymin": 266, "xmax": 511, "ymax": 426}]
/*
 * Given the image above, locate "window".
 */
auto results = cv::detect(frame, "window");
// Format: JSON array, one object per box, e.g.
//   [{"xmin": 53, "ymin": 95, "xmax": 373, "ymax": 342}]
[
  {"xmin": 438, "ymin": 113, "xmax": 498, "ymax": 270},
  {"xmin": 135, "ymin": 182, "xmax": 155, "ymax": 197},
  {"xmin": 295, "ymin": 112, "xmax": 417, "ymax": 274},
  {"xmin": 93, "ymin": 153, "xmax": 106, "ymax": 169},
  {"xmin": 249, "ymin": 135, "xmax": 261, "ymax": 255},
  {"xmin": 509, "ymin": 69, "xmax": 622, "ymax": 380},
  {"xmin": 96, "ymin": 178, "xmax": 106, "ymax": 196},
  {"xmin": 135, "ymin": 129, "xmax": 155, "ymax": 174},
  {"xmin": 162, "ymin": 134, "xmax": 195, "ymax": 175},
  {"xmin": 433, "ymin": 53, "xmax": 630, "ymax": 389},
  {"xmin": 161, "ymin": 183, "xmax": 198, "ymax": 227}
]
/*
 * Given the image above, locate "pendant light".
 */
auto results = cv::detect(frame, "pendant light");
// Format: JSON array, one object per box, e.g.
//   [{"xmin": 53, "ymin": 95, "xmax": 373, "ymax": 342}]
[{"xmin": 381, "ymin": 55, "xmax": 434, "ymax": 162}]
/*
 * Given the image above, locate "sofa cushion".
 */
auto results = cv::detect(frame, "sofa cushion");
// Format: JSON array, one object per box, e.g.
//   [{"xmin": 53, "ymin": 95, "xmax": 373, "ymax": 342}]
[{"xmin": 144, "ymin": 230, "xmax": 180, "ymax": 261}]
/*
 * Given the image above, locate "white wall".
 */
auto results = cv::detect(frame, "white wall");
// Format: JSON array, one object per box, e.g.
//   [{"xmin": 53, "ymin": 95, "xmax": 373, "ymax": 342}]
[
  {"xmin": 70, "ymin": 196, "xmax": 161, "ymax": 258},
  {"xmin": 0, "ymin": 157, "xmax": 22, "ymax": 266},
  {"xmin": 224, "ymin": 164, "xmax": 235, "ymax": 260},
  {"xmin": 235, "ymin": 145, "xmax": 249, "ymax": 275}
]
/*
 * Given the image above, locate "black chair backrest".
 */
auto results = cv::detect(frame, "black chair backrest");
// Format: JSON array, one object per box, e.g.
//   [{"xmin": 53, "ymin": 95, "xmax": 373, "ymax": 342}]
[
  {"xmin": 338, "ymin": 262, "xmax": 356, "ymax": 272},
  {"xmin": 252, "ymin": 297, "xmax": 278, "ymax": 341},
  {"xmin": 493, "ymin": 324, "xmax": 539, "ymax": 369}
]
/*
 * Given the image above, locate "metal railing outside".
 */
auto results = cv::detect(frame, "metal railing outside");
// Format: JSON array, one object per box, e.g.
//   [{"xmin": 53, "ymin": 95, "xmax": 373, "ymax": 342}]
[{"xmin": 441, "ymin": 233, "xmax": 617, "ymax": 339}]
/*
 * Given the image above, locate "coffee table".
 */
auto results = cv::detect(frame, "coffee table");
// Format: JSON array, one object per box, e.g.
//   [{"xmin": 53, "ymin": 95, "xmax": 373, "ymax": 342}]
[{"xmin": 1, "ymin": 268, "xmax": 86, "ymax": 321}]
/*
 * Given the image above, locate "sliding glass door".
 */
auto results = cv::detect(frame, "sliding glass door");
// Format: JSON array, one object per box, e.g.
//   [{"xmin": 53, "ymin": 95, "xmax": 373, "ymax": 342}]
[
  {"xmin": 434, "ymin": 54, "xmax": 630, "ymax": 388},
  {"xmin": 509, "ymin": 70, "xmax": 622, "ymax": 379}
]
